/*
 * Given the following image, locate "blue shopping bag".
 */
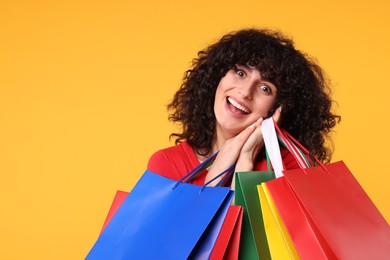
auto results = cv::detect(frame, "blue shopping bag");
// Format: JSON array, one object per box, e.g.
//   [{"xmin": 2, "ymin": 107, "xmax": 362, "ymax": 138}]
[{"xmin": 86, "ymin": 154, "xmax": 234, "ymax": 260}]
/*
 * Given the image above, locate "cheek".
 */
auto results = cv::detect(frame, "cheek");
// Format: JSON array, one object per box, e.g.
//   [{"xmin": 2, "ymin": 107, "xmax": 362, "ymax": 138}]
[
  {"xmin": 215, "ymin": 85, "xmax": 223, "ymax": 98},
  {"xmin": 213, "ymin": 85, "xmax": 224, "ymax": 113},
  {"xmin": 254, "ymin": 98, "xmax": 277, "ymax": 117},
  {"xmin": 214, "ymin": 82, "xmax": 227, "ymax": 104}
]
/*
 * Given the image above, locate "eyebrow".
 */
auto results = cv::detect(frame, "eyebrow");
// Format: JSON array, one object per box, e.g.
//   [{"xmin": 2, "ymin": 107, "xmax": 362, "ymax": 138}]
[
  {"xmin": 236, "ymin": 64, "xmax": 253, "ymax": 71},
  {"xmin": 236, "ymin": 64, "xmax": 276, "ymax": 87},
  {"xmin": 237, "ymin": 64, "xmax": 271, "ymax": 81}
]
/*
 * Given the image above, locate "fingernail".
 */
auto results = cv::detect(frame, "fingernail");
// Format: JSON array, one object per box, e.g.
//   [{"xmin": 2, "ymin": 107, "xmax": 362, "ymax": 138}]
[
  {"xmin": 249, "ymin": 122, "xmax": 256, "ymax": 129},
  {"xmin": 257, "ymin": 117, "xmax": 263, "ymax": 122},
  {"xmin": 278, "ymin": 106, "xmax": 282, "ymax": 112}
]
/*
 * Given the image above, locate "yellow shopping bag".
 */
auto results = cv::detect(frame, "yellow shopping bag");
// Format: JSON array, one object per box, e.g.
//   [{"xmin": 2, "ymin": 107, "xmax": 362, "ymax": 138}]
[{"xmin": 258, "ymin": 183, "xmax": 300, "ymax": 260}]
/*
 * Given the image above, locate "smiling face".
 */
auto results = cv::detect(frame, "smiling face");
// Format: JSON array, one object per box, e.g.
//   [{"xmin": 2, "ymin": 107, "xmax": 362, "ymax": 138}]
[{"xmin": 214, "ymin": 65, "xmax": 278, "ymax": 141}]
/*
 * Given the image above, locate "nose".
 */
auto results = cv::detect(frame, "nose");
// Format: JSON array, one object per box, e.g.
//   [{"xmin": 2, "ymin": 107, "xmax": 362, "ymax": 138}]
[{"xmin": 237, "ymin": 80, "xmax": 255, "ymax": 100}]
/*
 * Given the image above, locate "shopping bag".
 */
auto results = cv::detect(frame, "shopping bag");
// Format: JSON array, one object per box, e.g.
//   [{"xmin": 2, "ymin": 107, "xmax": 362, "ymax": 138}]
[
  {"xmin": 264, "ymin": 177, "xmax": 335, "ymax": 259},
  {"xmin": 101, "ymin": 190, "xmax": 243, "ymax": 260},
  {"xmin": 86, "ymin": 154, "xmax": 234, "ymax": 260},
  {"xmin": 235, "ymin": 170, "xmax": 274, "ymax": 260},
  {"xmin": 273, "ymin": 122, "xmax": 390, "ymax": 259},
  {"xmin": 233, "ymin": 117, "xmax": 288, "ymax": 260},
  {"xmin": 257, "ymin": 183, "xmax": 300, "ymax": 259},
  {"xmin": 209, "ymin": 205, "xmax": 243, "ymax": 260},
  {"xmin": 257, "ymin": 118, "xmax": 332, "ymax": 259},
  {"xmin": 100, "ymin": 190, "xmax": 128, "ymax": 234},
  {"xmin": 284, "ymin": 161, "xmax": 390, "ymax": 259},
  {"xmin": 254, "ymin": 117, "xmax": 299, "ymax": 259}
]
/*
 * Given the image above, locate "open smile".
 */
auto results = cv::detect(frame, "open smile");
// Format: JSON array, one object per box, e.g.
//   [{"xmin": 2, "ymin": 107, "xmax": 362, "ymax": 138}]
[{"xmin": 226, "ymin": 97, "xmax": 251, "ymax": 115}]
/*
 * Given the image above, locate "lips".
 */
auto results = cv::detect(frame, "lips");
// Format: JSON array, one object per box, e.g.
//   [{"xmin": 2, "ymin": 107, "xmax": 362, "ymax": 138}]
[{"xmin": 227, "ymin": 97, "xmax": 250, "ymax": 115}]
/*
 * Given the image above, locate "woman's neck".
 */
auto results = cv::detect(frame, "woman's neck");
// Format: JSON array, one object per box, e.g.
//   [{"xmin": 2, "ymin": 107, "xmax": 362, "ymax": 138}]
[{"xmin": 194, "ymin": 130, "xmax": 234, "ymax": 163}]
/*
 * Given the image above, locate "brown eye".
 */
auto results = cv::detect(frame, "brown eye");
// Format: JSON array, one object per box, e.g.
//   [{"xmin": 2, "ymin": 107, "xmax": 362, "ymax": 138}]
[
  {"xmin": 259, "ymin": 84, "xmax": 271, "ymax": 94},
  {"xmin": 236, "ymin": 70, "xmax": 245, "ymax": 77}
]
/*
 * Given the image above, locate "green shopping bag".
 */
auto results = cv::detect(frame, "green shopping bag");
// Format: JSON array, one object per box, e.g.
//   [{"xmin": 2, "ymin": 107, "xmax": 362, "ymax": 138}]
[
  {"xmin": 235, "ymin": 171, "xmax": 275, "ymax": 260},
  {"xmin": 234, "ymin": 118, "xmax": 288, "ymax": 259}
]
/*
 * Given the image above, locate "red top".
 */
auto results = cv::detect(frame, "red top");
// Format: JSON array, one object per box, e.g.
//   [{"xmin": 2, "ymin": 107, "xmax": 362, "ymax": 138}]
[{"xmin": 147, "ymin": 141, "xmax": 300, "ymax": 186}]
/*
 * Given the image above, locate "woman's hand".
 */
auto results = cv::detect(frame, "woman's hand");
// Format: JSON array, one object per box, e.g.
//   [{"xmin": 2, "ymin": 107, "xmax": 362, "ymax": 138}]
[
  {"xmin": 204, "ymin": 120, "xmax": 262, "ymax": 186},
  {"xmin": 235, "ymin": 107, "xmax": 282, "ymax": 172},
  {"xmin": 205, "ymin": 107, "xmax": 282, "ymax": 187}
]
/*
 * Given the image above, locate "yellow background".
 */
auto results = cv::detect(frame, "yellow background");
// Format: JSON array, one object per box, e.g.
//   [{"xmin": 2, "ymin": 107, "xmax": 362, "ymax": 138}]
[{"xmin": 1, "ymin": 0, "xmax": 389, "ymax": 259}]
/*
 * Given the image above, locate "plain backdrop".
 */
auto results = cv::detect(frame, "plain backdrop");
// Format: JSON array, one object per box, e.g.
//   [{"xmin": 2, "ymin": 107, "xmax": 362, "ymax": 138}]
[{"xmin": 1, "ymin": 0, "xmax": 389, "ymax": 259}]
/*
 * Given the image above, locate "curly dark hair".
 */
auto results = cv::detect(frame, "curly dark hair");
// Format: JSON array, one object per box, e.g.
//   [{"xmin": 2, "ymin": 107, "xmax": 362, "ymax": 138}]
[{"xmin": 168, "ymin": 28, "xmax": 341, "ymax": 163}]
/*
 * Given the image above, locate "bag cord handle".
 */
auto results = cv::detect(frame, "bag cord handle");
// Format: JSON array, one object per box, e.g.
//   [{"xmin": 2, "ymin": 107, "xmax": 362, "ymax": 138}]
[
  {"xmin": 173, "ymin": 151, "xmax": 236, "ymax": 189},
  {"xmin": 273, "ymin": 120, "xmax": 328, "ymax": 173}
]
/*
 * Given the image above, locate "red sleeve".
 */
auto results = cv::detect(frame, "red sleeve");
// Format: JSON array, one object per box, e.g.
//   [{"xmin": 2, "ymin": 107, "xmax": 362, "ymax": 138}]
[
  {"xmin": 146, "ymin": 142, "xmax": 201, "ymax": 182},
  {"xmin": 281, "ymin": 148, "xmax": 301, "ymax": 170},
  {"xmin": 147, "ymin": 150, "xmax": 183, "ymax": 181}
]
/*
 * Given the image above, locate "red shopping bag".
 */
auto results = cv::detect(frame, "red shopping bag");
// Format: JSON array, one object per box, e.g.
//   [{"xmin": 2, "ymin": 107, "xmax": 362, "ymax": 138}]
[
  {"xmin": 210, "ymin": 205, "xmax": 243, "ymax": 260},
  {"xmin": 283, "ymin": 161, "xmax": 390, "ymax": 259},
  {"xmin": 261, "ymin": 120, "xmax": 390, "ymax": 259},
  {"xmin": 264, "ymin": 177, "xmax": 336, "ymax": 259},
  {"xmin": 100, "ymin": 190, "xmax": 128, "ymax": 234},
  {"xmin": 274, "ymin": 125, "xmax": 390, "ymax": 259},
  {"xmin": 259, "ymin": 118, "xmax": 330, "ymax": 259}
]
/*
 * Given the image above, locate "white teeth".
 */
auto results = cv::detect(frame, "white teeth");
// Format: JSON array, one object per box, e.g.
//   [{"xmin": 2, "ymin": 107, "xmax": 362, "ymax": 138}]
[{"xmin": 227, "ymin": 97, "xmax": 250, "ymax": 113}]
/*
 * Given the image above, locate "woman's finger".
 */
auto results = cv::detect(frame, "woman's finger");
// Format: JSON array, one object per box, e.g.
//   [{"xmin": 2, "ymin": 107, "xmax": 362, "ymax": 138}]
[
  {"xmin": 272, "ymin": 106, "xmax": 282, "ymax": 124},
  {"xmin": 234, "ymin": 117, "xmax": 262, "ymax": 145},
  {"xmin": 204, "ymin": 118, "xmax": 263, "ymax": 186}
]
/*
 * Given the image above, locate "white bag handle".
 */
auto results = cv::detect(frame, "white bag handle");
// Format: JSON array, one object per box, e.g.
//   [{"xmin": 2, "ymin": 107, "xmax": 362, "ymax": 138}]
[{"xmin": 261, "ymin": 118, "xmax": 284, "ymax": 178}]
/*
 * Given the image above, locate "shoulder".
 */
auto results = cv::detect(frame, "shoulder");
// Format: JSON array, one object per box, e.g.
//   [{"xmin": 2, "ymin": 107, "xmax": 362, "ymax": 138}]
[
  {"xmin": 147, "ymin": 141, "xmax": 200, "ymax": 180},
  {"xmin": 147, "ymin": 142, "xmax": 194, "ymax": 167}
]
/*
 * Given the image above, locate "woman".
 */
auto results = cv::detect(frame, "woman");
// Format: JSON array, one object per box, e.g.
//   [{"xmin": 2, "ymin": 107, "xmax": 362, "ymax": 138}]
[{"xmin": 147, "ymin": 28, "xmax": 340, "ymax": 186}]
